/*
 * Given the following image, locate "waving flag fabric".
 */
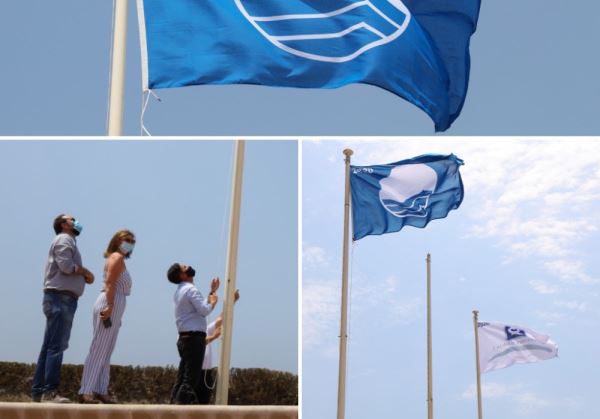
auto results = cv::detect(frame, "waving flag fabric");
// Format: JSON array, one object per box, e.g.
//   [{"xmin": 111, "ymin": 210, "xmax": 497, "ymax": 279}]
[
  {"xmin": 137, "ymin": 0, "xmax": 481, "ymax": 131},
  {"xmin": 477, "ymin": 322, "xmax": 559, "ymax": 373},
  {"xmin": 350, "ymin": 154, "xmax": 464, "ymax": 240}
]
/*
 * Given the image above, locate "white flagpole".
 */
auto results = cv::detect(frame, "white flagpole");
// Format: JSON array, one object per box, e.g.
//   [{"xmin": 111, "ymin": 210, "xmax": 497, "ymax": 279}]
[
  {"xmin": 337, "ymin": 148, "xmax": 353, "ymax": 419},
  {"xmin": 472, "ymin": 310, "xmax": 483, "ymax": 419},
  {"xmin": 215, "ymin": 140, "xmax": 246, "ymax": 405},
  {"xmin": 426, "ymin": 254, "xmax": 433, "ymax": 419},
  {"xmin": 107, "ymin": 0, "xmax": 128, "ymax": 136}
]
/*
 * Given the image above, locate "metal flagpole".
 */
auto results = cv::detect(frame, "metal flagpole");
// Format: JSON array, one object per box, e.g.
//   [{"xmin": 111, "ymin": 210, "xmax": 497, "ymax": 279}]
[
  {"xmin": 215, "ymin": 140, "xmax": 246, "ymax": 405},
  {"xmin": 472, "ymin": 310, "xmax": 483, "ymax": 419},
  {"xmin": 337, "ymin": 148, "xmax": 353, "ymax": 419},
  {"xmin": 426, "ymin": 254, "xmax": 433, "ymax": 419},
  {"xmin": 107, "ymin": 0, "xmax": 128, "ymax": 136}
]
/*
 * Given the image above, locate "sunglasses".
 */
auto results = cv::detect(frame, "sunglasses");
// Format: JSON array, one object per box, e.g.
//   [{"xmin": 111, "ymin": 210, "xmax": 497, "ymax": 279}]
[{"xmin": 123, "ymin": 237, "xmax": 136, "ymax": 244}]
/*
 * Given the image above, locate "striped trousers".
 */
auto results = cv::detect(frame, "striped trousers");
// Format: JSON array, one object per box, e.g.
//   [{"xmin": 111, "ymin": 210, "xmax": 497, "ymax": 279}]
[{"xmin": 79, "ymin": 290, "xmax": 126, "ymax": 395}]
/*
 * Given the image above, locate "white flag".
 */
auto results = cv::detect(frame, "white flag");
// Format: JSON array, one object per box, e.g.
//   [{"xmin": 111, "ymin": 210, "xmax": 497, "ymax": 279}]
[{"xmin": 478, "ymin": 322, "xmax": 558, "ymax": 373}]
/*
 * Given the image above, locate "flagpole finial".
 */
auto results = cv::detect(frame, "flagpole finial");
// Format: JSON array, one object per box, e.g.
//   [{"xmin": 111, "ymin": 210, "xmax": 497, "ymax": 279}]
[
  {"xmin": 473, "ymin": 310, "xmax": 479, "ymax": 317},
  {"xmin": 343, "ymin": 149, "xmax": 354, "ymax": 157}
]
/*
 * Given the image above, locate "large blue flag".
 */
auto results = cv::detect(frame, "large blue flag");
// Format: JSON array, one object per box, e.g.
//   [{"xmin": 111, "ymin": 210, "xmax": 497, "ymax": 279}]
[
  {"xmin": 137, "ymin": 0, "xmax": 481, "ymax": 131},
  {"xmin": 350, "ymin": 154, "xmax": 464, "ymax": 240}
]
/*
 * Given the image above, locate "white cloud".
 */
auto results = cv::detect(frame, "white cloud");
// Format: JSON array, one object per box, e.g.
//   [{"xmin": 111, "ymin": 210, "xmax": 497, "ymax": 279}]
[
  {"xmin": 303, "ymin": 243, "xmax": 330, "ymax": 270},
  {"xmin": 514, "ymin": 392, "xmax": 553, "ymax": 415},
  {"xmin": 544, "ymin": 260, "xmax": 597, "ymax": 284},
  {"xmin": 460, "ymin": 381, "xmax": 583, "ymax": 416},
  {"xmin": 302, "ymin": 281, "xmax": 340, "ymax": 352},
  {"xmin": 514, "ymin": 393, "xmax": 583, "ymax": 416},
  {"xmin": 529, "ymin": 279, "xmax": 559, "ymax": 295},
  {"xmin": 552, "ymin": 300, "xmax": 588, "ymax": 311},
  {"xmin": 535, "ymin": 310, "xmax": 567, "ymax": 324},
  {"xmin": 461, "ymin": 382, "xmax": 522, "ymax": 400},
  {"xmin": 302, "ymin": 275, "xmax": 423, "ymax": 353},
  {"xmin": 351, "ymin": 275, "xmax": 423, "ymax": 325}
]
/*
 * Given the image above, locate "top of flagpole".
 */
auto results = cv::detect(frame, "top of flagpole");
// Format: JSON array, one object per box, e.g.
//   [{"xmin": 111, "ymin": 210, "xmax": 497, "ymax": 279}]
[{"xmin": 343, "ymin": 149, "xmax": 354, "ymax": 157}]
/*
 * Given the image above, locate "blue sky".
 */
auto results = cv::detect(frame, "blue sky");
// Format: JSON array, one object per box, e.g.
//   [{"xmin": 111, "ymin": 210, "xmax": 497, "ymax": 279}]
[
  {"xmin": 0, "ymin": 140, "xmax": 298, "ymax": 374},
  {"xmin": 0, "ymin": 1, "xmax": 599, "ymax": 135},
  {"xmin": 302, "ymin": 138, "xmax": 600, "ymax": 419}
]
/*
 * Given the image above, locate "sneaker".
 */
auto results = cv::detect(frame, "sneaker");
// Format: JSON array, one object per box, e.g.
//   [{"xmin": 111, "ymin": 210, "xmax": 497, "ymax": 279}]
[
  {"xmin": 41, "ymin": 391, "xmax": 72, "ymax": 403},
  {"xmin": 31, "ymin": 394, "xmax": 42, "ymax": 403}
]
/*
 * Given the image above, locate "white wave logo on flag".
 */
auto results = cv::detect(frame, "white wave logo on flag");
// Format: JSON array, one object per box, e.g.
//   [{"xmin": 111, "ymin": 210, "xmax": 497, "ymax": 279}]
[
  {"xmin": 234, "ymin": 0, "xmax": 412, "ymax": 63},
  {"xmin": 379, "ymin": 164, "xmax": 438, "ymax": 218}
]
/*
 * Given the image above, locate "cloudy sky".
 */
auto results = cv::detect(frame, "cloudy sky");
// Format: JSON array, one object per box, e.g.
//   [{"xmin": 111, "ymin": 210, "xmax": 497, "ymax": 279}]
[{"xmin": 302, "ymin": 138, "xmax": 600, "ymax": 419}]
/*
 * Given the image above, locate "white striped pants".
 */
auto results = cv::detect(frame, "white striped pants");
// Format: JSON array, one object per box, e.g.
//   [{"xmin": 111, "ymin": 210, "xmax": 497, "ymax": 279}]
[{"xmin": 79, "ymin": 290, "xmax": 126, "ymax": 395}]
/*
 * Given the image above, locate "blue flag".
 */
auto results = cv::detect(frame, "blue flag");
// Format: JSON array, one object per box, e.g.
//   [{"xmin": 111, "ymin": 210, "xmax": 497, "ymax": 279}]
[
  {"xmin": 350, "ymin": 154, "xmax": 464, "ymax": 240},
  {"xmin": 137, "ymin": 0, "xmax": 481, "ymax": 131}
]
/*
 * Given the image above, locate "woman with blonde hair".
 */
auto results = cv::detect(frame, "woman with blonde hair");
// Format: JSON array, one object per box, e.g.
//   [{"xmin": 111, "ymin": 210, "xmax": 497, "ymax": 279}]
[{"xmin": 78, "ymin": 229, "xmax": 135, "ymax": 404}]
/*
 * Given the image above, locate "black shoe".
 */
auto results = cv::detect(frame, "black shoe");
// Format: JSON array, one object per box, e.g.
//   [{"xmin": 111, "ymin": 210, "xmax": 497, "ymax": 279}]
[
  {"xmin": 94, "ymin": 393, "xmax": 117, "ymax": 404},
  {"xmin": 79, "ymin": 394, "xmax": 100, "ymax": 404}
]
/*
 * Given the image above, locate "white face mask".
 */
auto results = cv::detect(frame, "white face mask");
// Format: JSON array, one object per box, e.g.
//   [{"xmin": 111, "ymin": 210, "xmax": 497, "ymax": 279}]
[{"xmin": 120, "ymin": 241, "xmax": 135, "ymax": 255}]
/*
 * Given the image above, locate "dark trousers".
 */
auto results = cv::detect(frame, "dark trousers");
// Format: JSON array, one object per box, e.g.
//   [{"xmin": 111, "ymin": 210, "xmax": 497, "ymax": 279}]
[
  {"xmin": 197, "ymin": 368, "xmax": 216, "ymax": 404},
  {"xmin": 170, "ymin": 332, "xmax": 206, "ymax": 404}
]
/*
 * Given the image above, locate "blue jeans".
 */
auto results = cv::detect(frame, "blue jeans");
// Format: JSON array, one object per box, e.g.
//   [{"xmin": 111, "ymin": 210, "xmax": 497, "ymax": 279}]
[{"xmin": 31, "ymin": 291, "xmax": 78, "ymax": 396}]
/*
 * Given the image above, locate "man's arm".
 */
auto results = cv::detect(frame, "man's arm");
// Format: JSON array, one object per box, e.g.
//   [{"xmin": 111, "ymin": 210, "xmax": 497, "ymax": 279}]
[
  {"xmin": 54, "ymin": 236, "xmax": 94, "ymax": 283},
  {"xmin": 189, "ymin": 287, "xmax": 217, "ymax": 317},
  {"xmin": 53, "ymin": 238, "xmax": 78, "ymax": 275}
]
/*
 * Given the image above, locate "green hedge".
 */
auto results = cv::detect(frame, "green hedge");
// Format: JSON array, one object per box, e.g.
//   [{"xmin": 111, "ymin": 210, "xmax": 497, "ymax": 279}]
[{"xmin": 0, "ymin": 362, "xmax": 297, "ymax": 405}]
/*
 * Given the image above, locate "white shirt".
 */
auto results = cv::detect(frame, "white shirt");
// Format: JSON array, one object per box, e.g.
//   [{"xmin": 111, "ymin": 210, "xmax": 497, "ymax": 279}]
[{"xmin": 173, "ymin": 282, "xmax": 214, "ymax": 333}]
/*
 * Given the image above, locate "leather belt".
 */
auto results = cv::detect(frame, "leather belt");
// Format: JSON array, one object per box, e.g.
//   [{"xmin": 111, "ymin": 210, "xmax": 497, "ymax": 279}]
[
  {"xmin": 179, "ymin": 331, "xmax": 206, "ymax": 337},
  {"xmin": 44, "ymin": 288, "xmax": 79, "ymax": 300}
]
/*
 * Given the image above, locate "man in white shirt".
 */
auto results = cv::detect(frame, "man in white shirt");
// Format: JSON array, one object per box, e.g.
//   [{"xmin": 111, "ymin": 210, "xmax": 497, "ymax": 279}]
[{"xmin": 167, "ymin": 263, "xmax": 219, "ymax": 404}]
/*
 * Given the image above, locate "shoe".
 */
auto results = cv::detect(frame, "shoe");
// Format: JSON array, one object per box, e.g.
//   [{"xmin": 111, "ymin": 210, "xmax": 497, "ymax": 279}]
[
  {"xmin": 94, "ymin": 393, "xmax": 117, "ymax": 404},
  {"xmin": 31, "ymin": 394, "xmax": 42, "ymax": 403},
  {"xmin": 79, "ymin": 394, "xmax": 100, "ymax": 404},
  {"xmin": 41, "ymin": 391, "xmax": 72, "ymax": 403}
]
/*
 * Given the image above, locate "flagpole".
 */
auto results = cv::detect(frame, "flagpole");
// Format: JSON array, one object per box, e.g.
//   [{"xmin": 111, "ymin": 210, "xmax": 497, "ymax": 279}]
[
  {"xmin": 215, "ymin": 140, "xmax": 245, "ymax": 405},
  {"xmin": 472, "ymin": 310, "xmax": 483, "ymax": 419},
  {"xmin": 426, "ymin": 253, "xmax": 433, "ymax": 419},
  {"xmin": 107, "ymin": 0, "xmax": 128, "ymax": 136},
  {"xmin": 337, "ymin": 148, "xmax": 353, "ymax": 419}
]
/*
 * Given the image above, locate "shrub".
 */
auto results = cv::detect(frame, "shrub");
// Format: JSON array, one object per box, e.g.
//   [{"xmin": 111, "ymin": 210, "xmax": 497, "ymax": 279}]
[{"xmin": 0, "ymin": 362, "xmax": 297, "ymax": 405}]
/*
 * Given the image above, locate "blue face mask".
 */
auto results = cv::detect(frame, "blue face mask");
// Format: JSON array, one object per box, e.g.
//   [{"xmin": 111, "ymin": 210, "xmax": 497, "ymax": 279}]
[
  {"xmin": 120, "ymin": 241, "xmax": 135, "ymax": 255},
  {"xmin": 72, "ymin": 219, "xmax": 83, "ymax": 236}
]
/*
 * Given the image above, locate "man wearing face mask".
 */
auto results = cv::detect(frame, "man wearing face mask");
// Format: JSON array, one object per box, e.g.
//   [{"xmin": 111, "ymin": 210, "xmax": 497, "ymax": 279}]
[
  {"xmin": 32, "ymin": 214, "xmax": 95, "ymax": 403},
  {"xmin": 167, "ymin": 263, "xmax": 219, "ymax": 404}
]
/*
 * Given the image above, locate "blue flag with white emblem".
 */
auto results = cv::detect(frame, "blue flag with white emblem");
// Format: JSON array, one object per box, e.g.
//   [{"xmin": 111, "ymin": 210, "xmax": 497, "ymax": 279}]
[
  {"xmin": 350, "ymin": 154, "xmax": 464, "ymax": 240},
  {"xmin": 137, "ymin": 0, "xmax": 481, "ymax": 131}
]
